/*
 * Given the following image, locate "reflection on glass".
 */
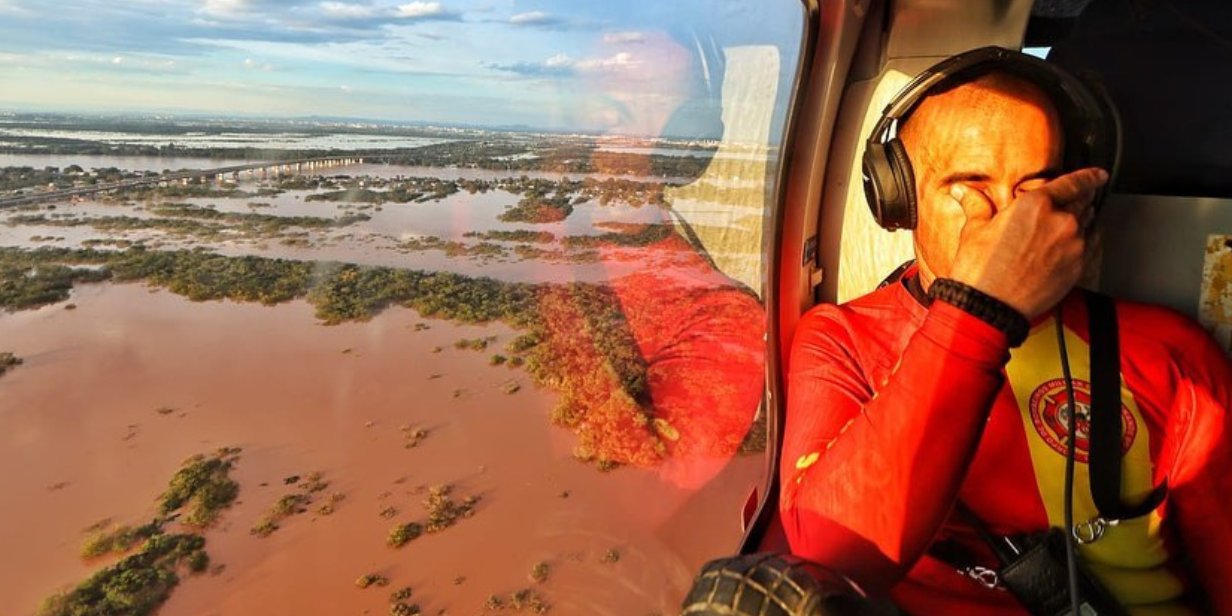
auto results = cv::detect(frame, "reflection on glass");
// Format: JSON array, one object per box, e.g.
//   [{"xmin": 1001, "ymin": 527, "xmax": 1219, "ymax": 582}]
[{"xmin": 0, "ymin": 1, "xmax": 803, "ymax": 615}]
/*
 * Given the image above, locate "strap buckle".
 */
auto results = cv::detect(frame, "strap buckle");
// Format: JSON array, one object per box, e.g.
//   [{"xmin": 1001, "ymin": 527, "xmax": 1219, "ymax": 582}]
[
  {"xmin": 961, "ymin": 566, "xmax": 1003, "ymax": 590},
  {"xmin": 1072, "ymin": 516, "xmax": 1118, "ymax": 544}
]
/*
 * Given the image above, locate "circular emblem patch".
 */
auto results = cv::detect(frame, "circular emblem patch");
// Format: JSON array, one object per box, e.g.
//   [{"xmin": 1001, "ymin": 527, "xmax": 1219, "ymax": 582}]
[{"xmin": 1027, "ymin": 378, "xmax": 1137, "ymax": 463}]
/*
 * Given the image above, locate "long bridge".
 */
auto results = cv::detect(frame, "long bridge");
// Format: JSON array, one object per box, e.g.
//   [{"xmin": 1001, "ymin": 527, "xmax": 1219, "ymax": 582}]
[{"xmin": 0, "ymin": 156, "xmax": 364, "ymax": 209}]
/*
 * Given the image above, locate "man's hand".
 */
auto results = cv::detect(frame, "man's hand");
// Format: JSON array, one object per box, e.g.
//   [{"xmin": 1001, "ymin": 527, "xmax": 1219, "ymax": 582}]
[{"xmin": 947, "ymin": 168, "xmax": 1109, "ymax": 320}]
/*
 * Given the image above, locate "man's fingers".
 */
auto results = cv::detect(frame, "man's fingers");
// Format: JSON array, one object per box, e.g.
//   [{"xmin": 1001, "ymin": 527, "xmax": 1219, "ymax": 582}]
[
  {"xmin": 1057, "ymin": 188, "xmax": 1095, "ymax": 217},
  {"xmin": 950, "ymin": 183, "xmax": 994, "ymax": 222},
  {"xmin": 1039, "ymin": 167, "xmax": 1109, "ymax": 205}
]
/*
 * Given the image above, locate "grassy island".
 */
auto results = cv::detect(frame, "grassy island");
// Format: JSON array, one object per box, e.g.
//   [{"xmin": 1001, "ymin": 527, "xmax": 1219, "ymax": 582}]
[{"xmin": 39, "ymin": 448, "xmax": 241, "ymax": 616}]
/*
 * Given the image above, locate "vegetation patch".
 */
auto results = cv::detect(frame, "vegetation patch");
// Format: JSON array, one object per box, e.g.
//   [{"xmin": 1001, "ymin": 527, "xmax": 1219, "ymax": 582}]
[
  {"xmin": 463, "ymin": 229, "xmax": 555, "ymax": 244},
  {"xmin": 0, "ymin": 351, "xmax": 22, "ymax": 377},
  {"xmin": 356, "ymin": 573, "xmax": 390, "ymax": 589},
  {"xmin": 0, "ymin": 253, "xmax": 109, "ymax": 310},
  {"xmin": 497, "ymin": 198, "xmax": 573, "ymax": 224},
  {"xmin": 150, "ymin": 201, "xmax": 370, "ymax": 229},
  {"xmin": 402, "ymin": 235, "xmax": 509, "ymax": 259},
  {"xmin": 511, "ymin": 244, "xmax": 601, "ymax": 264},
  {"xmin": 486, "ymin": 588, "xmax": 551, "ymax": 614},
  {"xmin": 454, "ymin": 336, "xmax": 496, "ymax": 351},
  {"xmin": 529, "ymin": 561, "xmax": 549, "ymax": 584},
  {"xmin": 316, "ymin": 492, "xmax": 346, "ymax": 515},
  {"xmin": 424, "ymin": 484, "xmax": 479, "ymax": 532},
  {"xmin": 560, "ymin": 224, "xmax": 674, "ymax": 249},
  {"xmin": 159, "ymin": 447, "xmax": 242, "ymax": 527},
  {"xmin": 38, "ymin": 448, "xmax": 240, "ymax": 616},
  {"xmin": 387, "ymin": 484, "xmax": 480, "ymax": 549},
  {"xmin": 303, "ymin": 176, "xmax": 460, "ymax": 204},
  {"xmin": 401, "ymin": 425, "xmax": 429, "ymax": 449},
  {"xmin": 387, "ymin": 522, "xmax": 423, "ymax": 548},
  {"xmin": 5, "ymin": 203, "xmax": 368, "ymax": 244},
  {"xmin": 251, "ymin": 471, "xmax": 331, "ymax": 537},
  {"xmin": 390, "ymin": 602, "xmax": 422, "ymax": 616},
  {"xmin": 80, "ymin": 522, "xmax": 163, "ymax": 559}
]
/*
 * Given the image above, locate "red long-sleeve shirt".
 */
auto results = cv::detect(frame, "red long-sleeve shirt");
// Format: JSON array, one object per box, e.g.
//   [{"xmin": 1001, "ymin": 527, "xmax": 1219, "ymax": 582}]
[{"xmin": 780, "ymin": 276, "xmax": 1232, "ymax": 615}]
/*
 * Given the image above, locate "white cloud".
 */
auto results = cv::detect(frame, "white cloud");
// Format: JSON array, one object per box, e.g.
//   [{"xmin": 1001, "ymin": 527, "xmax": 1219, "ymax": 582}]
[
  {"xmin": 509, "ymin": 11, "xmax": 551, "ymax": 25},
  {"xmin": 575, "ymin": 52, "xmax": 638, "ymax": 72},
  {"xmin": 242, "ymin": 57, "xmax": 274, "ymax": 71},
  {"xmin": 320, "ymin": 1, "xmax": 375, "ymax": 19},
  {"xmin": 40, "ymin": 52, "xmax": 189, "ymax": 75},
  {"xmin": 199, "ymin": 0, "xmax": 249, "ymax": 17},
  {"xmin": 395, "ymin": 1, "xmax": 447, "ymax": 19},
  {"xmin": 193, "ymin": 37, "xmax": 442, "ymax": 75},
  {"xmin": 488, "ymin": 51, "xmax": 642, "ymax": 79},
  {"xmin": 0, "ymin": 1, "xmax": 32, "ymax": 16},
  {"xmin": 339, "ymin": 85, "xmax": 352, "ymax": 92},
  {"xmin": 603, "ymin": 31, "xmax": 647, "ymax": 45}
]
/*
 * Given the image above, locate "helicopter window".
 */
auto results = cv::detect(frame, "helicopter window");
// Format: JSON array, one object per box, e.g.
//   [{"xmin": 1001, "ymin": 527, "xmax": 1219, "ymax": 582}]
[{"xmin": 0, "ymin": 1, "xmax": 805, "ymax": 614}]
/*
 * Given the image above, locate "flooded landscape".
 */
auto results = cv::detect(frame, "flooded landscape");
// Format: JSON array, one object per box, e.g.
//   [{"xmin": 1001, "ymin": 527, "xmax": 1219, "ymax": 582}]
[{"xmin": 0, "ymin": 118, "xmax": 771, "ymax": 616}]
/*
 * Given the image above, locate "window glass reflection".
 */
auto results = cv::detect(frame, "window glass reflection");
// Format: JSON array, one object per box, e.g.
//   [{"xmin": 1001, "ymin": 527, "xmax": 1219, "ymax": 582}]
[{"xmin": 0, "ymin": 1, "xmax": 803, "ymax": 614}]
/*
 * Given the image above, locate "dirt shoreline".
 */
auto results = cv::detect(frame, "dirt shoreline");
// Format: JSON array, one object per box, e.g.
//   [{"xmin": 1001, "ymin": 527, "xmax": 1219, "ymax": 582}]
[{"xmin": 0, "ymin": 283, "xmax": 761, "ymax": 616}]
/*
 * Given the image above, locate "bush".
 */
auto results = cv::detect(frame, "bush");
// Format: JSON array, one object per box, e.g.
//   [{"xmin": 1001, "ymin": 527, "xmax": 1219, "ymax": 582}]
[
  {"xmin": 356, "ymin": 574, "xmax": 389, "ymax": 589},
  {"xmin": 387, "ymin": 522, "xmax": 423, "ymax": 548},
  {"xmin": 40, "ymin": 532, "xmax": 210, "ymax": 616},
  {"xmin": 249, "ymin": 519, "xmax": 279, "ymax": 538},
  {"xmin": 80, "ymin": 523, "xmax": 160, "ymax": 559},
  {"xmin": 251, "ymin": 472, "xmax": 326, "ymax": 537},
  {"xmin": 186, "ymin": 550, "xmax": 209, "ymax": 573},
  {"xmin": 0, "ymin": 352, "xmax": 22, "ymax": 377},
  {"xmin": 529, "ymin": 561, "xmax": 549, "ymax": 584},
  {"xmin": 158, "ymin": 450, "xmax": 241, "ymax": 528}
]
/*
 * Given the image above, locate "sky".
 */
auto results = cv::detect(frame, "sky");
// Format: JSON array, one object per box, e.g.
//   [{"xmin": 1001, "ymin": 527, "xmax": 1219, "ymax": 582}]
[{"xmin": 0, "ymin": 0, "xmax": 804, "ymax": 136}]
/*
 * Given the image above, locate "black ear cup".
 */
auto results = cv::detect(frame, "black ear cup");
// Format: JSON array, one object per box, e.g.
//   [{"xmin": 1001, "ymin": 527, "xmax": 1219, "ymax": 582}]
[
  {"xmin": 861, "ymin": 138, "xmax": 919, "ymax": 231},
  {"xmin": 886, "ymin": 138, "xmax": 918, "ymax": 230},
  {"xmin": 862, "ymin": 143, "xmax": 897, "ymax": 230}
]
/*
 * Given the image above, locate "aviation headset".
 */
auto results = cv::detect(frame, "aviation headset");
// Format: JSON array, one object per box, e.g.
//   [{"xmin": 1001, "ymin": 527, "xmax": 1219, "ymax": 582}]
[{"xmin": 862, "ymin": 46, "xmax": 1121, "ymax": 231}]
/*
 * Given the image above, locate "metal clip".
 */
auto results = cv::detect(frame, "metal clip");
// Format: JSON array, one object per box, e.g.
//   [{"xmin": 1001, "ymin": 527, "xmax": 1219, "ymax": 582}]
[
  {"xmin": 962, "ymin": 566, "xmax": 1003, "ymax": 590},
  {"xmin": 1072, "ymin": 516, "xmax": 1119, "ymax": 544}
]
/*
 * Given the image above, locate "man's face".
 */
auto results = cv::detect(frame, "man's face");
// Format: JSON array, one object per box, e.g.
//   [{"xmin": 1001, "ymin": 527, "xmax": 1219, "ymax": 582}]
[{"xmin": 900, "ymin": 74, "xmax": 1064, "ymax": 286}]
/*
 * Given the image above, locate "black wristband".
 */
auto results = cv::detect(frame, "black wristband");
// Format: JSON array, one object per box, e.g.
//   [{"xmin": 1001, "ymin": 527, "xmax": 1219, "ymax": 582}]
[{"xmin": 928, "ymin": 278, "xmax": 1030, "ymax": 347}]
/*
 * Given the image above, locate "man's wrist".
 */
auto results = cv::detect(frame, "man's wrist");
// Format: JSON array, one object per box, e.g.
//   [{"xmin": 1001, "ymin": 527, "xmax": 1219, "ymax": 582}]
[{"xmin": 928, "ymin": 278, "xmax": 1030, "ymax": 347}]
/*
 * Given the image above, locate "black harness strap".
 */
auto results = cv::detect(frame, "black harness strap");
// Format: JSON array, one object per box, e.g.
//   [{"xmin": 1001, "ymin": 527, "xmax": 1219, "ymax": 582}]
[
  {"xmin": 1085, "ymin": 291, "xmax": 1167, "ymax": 520},
  {"xmin": 930, "ymin": 293, "xmax": 1169, "ymax": 590}
]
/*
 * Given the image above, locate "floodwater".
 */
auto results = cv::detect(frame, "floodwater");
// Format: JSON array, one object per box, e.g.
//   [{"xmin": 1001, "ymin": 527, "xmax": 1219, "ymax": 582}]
[
  {"xmin": 0, "ymin": 168, "xmax": 679, "ymax": 284},
  {"xmin": 0, "ymin": 155, "xmax": 699, "ymax": 185},
  {"xmin": 0, "ymin": 154, "xmax": 770, "ymax": 616},
  {"xmin": 0, "ymin": 284, "xmax": 762, "ymax": 616},
  {"xmin": 0, "ymin": 154, "xmax": 268, "ymax": 174},
  {"xmin": 0, "ymin": 128, "xmax": 450, "ymax": 151}
]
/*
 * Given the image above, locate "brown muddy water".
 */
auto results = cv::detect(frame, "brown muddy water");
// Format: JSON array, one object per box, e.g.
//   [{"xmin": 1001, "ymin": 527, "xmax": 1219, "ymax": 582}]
[{"xmin": 0, "ymin": 283, "xmax": 763, "ymax": 616}]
